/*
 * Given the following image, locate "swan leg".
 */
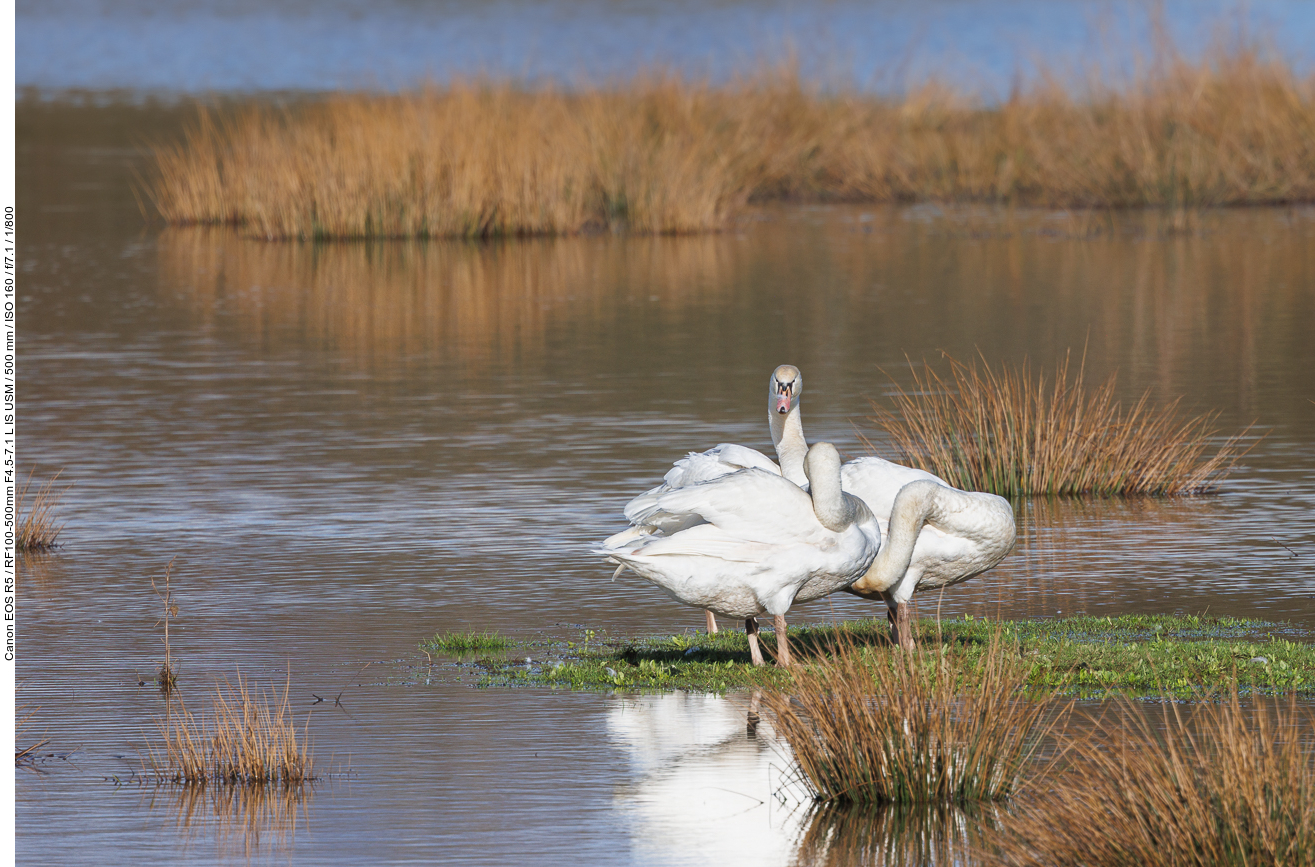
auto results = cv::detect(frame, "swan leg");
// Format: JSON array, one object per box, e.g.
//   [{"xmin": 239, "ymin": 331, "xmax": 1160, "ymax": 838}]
[
  {"xmin": 887, "ymin": 604, "xmax": 901, "ymax": 648},
  {"xmin": 894, "ymin": 602, "xmax": 915, "ymax": 651},
  {"xmin": 705, "ymin": 610, "xmax": 719, "ymax": 634},
  {"xmin": 773, "ymin": 613, "xmax": 792, "ymax": 667},
  {"xmin": 745, "ymin": 617, "xmax": 764, "ymax": 666}
]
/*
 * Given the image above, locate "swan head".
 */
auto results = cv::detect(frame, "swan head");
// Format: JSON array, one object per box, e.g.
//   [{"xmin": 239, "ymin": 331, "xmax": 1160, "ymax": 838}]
[{"xmin": 770, "ymin": 365, "xmax": 802, "ymax": 415}]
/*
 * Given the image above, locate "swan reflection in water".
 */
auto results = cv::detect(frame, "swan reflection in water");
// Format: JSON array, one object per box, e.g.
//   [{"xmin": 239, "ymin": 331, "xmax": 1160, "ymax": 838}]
[
  {"xmin": 607, "ymin": 691, "xmax": 1002, "ymax": 866},
  {"xmin": 607, "ymin": 691, "xmax": 809, "ymax": 866}
]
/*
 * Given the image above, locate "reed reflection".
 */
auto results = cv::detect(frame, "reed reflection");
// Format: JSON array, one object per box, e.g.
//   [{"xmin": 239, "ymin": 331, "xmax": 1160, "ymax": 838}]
[
  {"xmin": 143, "ymin": 779, "xmax": 310, "ymax": 860},
  {"xmin": 792, "ymin": 801, "xmax": 1002, "ymax": 867},
  {"xmin": 157, "ymin": 227, "xmax": 737, "ymax": 368}
]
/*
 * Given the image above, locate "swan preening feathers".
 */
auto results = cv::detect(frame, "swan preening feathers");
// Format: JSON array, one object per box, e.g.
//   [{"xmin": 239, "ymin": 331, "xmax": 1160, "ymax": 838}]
[
  {"xmin": 601, "ymin": 364, "xmax": 1017, "ymax": 660},
  {"xmin": 598, "ymin": 442, "xmax": 882, "ymax": 666}
]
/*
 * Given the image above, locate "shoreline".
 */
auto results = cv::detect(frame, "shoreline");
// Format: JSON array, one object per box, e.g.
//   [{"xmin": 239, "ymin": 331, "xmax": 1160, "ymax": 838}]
[{"xmin": 426, "ymin": 613, "xmax": 1315, "ymax": 697}]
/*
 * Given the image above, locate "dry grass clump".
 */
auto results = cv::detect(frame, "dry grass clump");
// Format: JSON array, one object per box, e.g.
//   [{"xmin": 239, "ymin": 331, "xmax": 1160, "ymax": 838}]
[
  {"xmin": 16, "ymin": 470, "xmax": 67, "ymax": 552},
  {"xmin": 150, "ymin": 673, "xmax": 313, "ymax": 786},
  {"xmin": 993, "ymin": 687, "xmax": 1315, "ymax": 867},
  {"xmin": 868, "ymin": 353, "xmax": 1250, "ymax": 497},
  {"xmin": 152, "ymin": 42, "xmax": 1315, "ymax": 239},
  {"xmin": 765, "ymin": 632, "xmax": 1067, "ymax": 805}
]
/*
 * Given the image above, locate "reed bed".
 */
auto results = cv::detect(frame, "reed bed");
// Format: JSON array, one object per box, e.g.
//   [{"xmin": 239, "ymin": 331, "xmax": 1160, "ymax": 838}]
[
  {"xmin": 16, "ymin": 470, "xmax": 67, "ymax": 552},
  {"xmin": 765, "ymin": 631, "xmax": 1068, "ymax": 805},
  {"xmin": 150, "ymin": 673, "xmax": 313, "ymax": 786},
  {"xmin": 867, "ymin": 353, "xmax": 1249, "ymax": 497},
  {"xmin": 992, "ymin": 686, "xmax": 1315, "ymax": 867},
  {"xmin": 152, "ymin": 42, "xmax": 1315, "ymax": 239}
]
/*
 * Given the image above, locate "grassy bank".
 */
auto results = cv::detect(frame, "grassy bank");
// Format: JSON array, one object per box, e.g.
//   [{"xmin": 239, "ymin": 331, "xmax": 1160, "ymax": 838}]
[
  {"xmin": 154, "ymin": 43, "xmax": 1315, "ymax": 239},
  {"xmin": 994, "ymin": 686, "xmax": 1315, "ymax": 866},
  {"xmin": 432, "ymin": 614, "xmax": 1315, "ymax": 696}
]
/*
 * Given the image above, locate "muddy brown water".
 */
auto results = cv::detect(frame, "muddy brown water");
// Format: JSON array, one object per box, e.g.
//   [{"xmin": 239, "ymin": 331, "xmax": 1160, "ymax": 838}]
[{"xmin": 15, "ymin": 101, "xmax": 1315, "ymax": 865}]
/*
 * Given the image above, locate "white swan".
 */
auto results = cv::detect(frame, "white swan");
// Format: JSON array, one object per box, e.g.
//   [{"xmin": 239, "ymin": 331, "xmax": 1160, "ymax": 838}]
[
  {"xmin": 610, "ymin": 364, "xmax": 1016, "ymax": 649},
  {"xmin": 598, "ymin": 442, "xmax": 881, "ymax": 667},
  {"xmin": 843, "ymin": 478, "xmax": 1016, "ymax": 650},
  {"xmin": 608, "ymin": 365, "xmax": 808, "ymax": 632}
]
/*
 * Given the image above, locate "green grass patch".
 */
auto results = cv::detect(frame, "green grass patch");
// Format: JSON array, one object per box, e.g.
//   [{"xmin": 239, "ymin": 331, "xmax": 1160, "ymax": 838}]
[
  {"xmin": 452, "ymin": 614, "xmax": 1315, "ymax": 697},
  {"xmin": 422, "ymin": 631, "xmax": 512, "ymax": 654}
]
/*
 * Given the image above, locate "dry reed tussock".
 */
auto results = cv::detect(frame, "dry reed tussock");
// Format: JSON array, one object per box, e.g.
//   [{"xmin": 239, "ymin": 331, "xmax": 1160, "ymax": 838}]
[
  {"xmin": 765, "ymin": 631, "xmax": 1068, "ymax": 805},
  {"xmin": 867, "ymin": 353, "xmax": 1250, "ymax": 497},
  {"xmin": 153, "ymin": 44, "xmax": 1315, "ymax": 239},
  {"xmin": 992, "ymin": 686, "xmax": 1315, "ymax": 867},
  {"xmin": 150, "ymin": 673, "xmax": 313, "ymax": 786},
  {"xmin": 16, "ymin": 470, "xmax": 67, "ymax": 552}
]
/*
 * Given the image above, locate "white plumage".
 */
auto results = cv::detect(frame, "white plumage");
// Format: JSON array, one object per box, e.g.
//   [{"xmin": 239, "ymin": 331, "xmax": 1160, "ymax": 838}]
[
  {"xmin": 610, "ymin": 364, "xmax": 1016, "ymax": 649},
  {"xmin": 599, "ymin": 442, "xmax": 880, "ymax": 666}
]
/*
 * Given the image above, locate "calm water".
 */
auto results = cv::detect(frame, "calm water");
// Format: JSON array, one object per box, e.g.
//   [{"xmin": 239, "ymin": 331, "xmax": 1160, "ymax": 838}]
[
  {"xmin": 15, "ymin": 94, "xmax": 1315, "ymax": 864},
  {"xmin": 17, "ymin": 0, "xmax": 1315, "ymax": 97}
]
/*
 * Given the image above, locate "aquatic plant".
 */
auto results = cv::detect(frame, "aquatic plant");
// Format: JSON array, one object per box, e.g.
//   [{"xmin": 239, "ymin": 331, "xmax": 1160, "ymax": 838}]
[
  {"xmin": 16, "ymin": 470, "xmax": 67, "ymax": 552},
  {"xmin": 15, "ymin": 688, "xmax": 50, "ymax": 768},
  {"xmin": 152, "ymin": 39, "xmax": 1315, "ymax": 239},
  {"xmin": 867, "ymin": 353, "xmax": 1250, "ymax": 497},
  {"xmin": 992, "ymin": 684, "xmax": 1315, "ymax": 867},
  {"xmin": 423, "ymin": 630, "xmax": 511, "ymax": 654},
  {"xmin": 764, "ymin": 630, "xmax": 1068, "ymax": 805},
  {"xmin": 153, "ymin": 559, "xmax": 180, "ymax": 694},
  {"xmin": 149, "ymin": 672, "xmax": 313, "ymax": 786}
]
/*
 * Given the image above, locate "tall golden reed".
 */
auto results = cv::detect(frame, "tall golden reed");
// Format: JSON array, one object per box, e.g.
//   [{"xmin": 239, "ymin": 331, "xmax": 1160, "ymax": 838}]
[
  {"xmin": 765, "ymin": 631, "xmax": 1067, "ymax": 805},
  {"xmin": 152, "ymin": 44, "xmax": 1315, "ymax": 239},
  {"xmin": 992, "ymin": 686, "xmax": 1315, "ymax": 867},
  {"xmin": 867, "ymin": 353, "xmax": 1250, "ymax": 496},
  {"xmin": 16, "ymin": 470, "xmax": 67, "ymax": 552},
  {"xmin": 151, "ymin": 673, "xmax": 313, "ymax": 786}
]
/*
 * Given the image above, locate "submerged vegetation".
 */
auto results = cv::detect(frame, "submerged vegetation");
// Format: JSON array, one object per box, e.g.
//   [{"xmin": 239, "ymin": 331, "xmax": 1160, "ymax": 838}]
[
  {"xmin": 764, "ymin": 631, "xmax": 1067, "ymax": 804},
  {"xmin": 868, "ymin": 353, "xmax": 1250, "ymax": 497},
  {"xmin": 153, "ymin": 40, "xmax": 1315, "ymax": 239},
  {"xmin": 16, "ymin": 470, "xmax": 68, "ymax": 552},
  {"xmin": 148, "ymin": 673, "xmax": 314, "ymax": 786},
  {"xmin": 445, "ymin": 615, "xmax": 1315, "ymax": 697},
  {"xmin": 995, "ymin": 687, "xmax": 1315, "ymax": 867}
]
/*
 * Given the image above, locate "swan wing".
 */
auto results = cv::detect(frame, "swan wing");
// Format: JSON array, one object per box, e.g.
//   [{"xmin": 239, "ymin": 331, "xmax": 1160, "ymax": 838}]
[
  {"xmin": 621, "ymin": 444, "xmax": 782, "ymax": 529},
  {"xmin": 629, "ymin": 468, "xmax": 819, "ymax": 545}
]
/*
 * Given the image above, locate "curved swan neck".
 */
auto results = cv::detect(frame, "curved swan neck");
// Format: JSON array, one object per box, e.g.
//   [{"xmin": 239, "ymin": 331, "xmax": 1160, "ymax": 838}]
[
  {"xmin": 868, "ymin": 480, "xmax": 942, "ymax": 589},
  {"xmin": 771, "ymin": 407, "xmax": 809, "ymax": 485},
  {"xmin": 804, "ymin": 443, "xmax": 851, "ymax": 532}
]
